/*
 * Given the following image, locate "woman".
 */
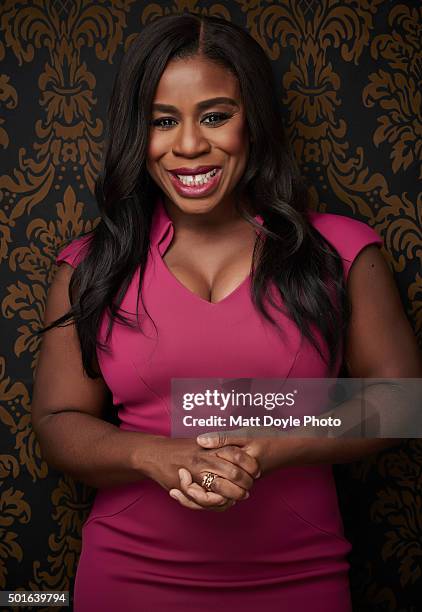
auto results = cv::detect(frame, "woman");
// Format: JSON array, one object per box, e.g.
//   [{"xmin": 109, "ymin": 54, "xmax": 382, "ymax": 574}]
[{"xmin": 32, "ymin": 13, "xmax": 422, "ymax": 612}]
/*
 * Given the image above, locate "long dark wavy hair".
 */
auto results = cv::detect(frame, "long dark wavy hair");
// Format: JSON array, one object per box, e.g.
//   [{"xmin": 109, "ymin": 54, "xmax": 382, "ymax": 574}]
[{"xmin": 40, "ymin": 13, "xmax": 349, "ymax": 378}]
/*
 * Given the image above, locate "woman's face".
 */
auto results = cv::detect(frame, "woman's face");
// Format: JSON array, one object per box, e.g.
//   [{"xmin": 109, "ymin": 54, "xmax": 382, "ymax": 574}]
[{"xmin": 146, "ymin": 55, "xmax": 250, "ymax": 216}]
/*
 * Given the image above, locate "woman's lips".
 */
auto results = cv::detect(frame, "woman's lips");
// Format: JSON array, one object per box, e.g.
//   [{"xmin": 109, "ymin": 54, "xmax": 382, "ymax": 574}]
[{"xmin": 168, "ymin": 168, "xmax": 222, "ymax": 197}]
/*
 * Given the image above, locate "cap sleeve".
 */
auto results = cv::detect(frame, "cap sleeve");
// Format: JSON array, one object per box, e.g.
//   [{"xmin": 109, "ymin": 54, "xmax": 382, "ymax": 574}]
[
  {"xmin": 308, "ymin": 212, "xmax": 383, "ymax": 281},
  {"xmin": 56, "ymin": 234, "xmax": 93, "ymax": 269}
]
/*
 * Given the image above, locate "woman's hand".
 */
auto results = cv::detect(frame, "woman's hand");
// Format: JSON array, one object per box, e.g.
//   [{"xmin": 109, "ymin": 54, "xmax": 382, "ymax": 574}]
[
  {"xmin": 168, "ymin": 430, "xmax": 276, "ymax": 512},
  {"xmin": 141, "ymin": 436, "xmax": 260, "ymax": 509},
  {"xmin": 169, "ymin": 428, "xmax": 301, "ymax": 511},
  {"xmin": 197, "ymin": 429, "xmax": 281, "ymax": 475},
  {"xmin": 169, "ymin": 468, "xmax": 238, "ymax": 512}
]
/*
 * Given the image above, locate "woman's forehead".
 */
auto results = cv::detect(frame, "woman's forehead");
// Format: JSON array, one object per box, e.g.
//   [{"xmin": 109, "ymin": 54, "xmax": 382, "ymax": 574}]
[{"xmin": 153, "ymin": 57, "xmax": 241, "ymax": 104}]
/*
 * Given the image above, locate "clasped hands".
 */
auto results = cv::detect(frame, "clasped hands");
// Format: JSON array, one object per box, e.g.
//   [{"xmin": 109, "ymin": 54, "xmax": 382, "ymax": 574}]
[{"xmin": 167, "ymin": 429, "xmax": 276, "ymax": 512}]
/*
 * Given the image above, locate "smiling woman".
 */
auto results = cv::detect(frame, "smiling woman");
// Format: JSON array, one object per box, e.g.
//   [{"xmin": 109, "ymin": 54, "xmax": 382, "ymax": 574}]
[
  {"xmin": 147, "ymin": 61, "xmax": 249, "ymax": 209},
  {"xmin": 31, "ymin": 11, "xmax": 422, "ymax": 612}
]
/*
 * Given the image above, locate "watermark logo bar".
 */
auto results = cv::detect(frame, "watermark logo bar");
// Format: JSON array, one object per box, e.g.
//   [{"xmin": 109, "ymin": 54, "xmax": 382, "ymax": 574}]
[{"xmin": 171, "ymin": 378, "xmax": 422, "ymax": 438}]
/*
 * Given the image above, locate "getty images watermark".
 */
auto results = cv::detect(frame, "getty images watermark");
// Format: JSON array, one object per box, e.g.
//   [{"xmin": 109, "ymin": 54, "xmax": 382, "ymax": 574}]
[{"xmin": 171, "ymin": 378, "xmax": 422, "ymax": 438}]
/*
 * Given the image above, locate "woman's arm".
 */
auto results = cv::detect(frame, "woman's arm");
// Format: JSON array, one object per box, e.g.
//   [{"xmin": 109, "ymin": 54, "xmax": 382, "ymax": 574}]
[
  {"xmin": 32, "ymin": 263, "xmax": 259, "ymax": 494},
  {"xmin": 172, "ymin": 244, "xmax": 422, "ymax": 506},
  {"xmin": 32, "ymin": 262, "xmax": 155, "ymax": 489},
  {"xmin": 293, "ymin": 241, "xmax": 422, "ymax": 463}
]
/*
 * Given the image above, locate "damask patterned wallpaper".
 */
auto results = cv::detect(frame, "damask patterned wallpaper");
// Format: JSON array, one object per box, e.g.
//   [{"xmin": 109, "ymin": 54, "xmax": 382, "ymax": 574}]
[{"xmin": 0, "ymin": 1, "xmax": 420, "ymax": 611}]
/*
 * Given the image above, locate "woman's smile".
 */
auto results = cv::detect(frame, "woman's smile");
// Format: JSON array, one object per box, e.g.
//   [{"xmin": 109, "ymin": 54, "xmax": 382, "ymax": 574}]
[{"xmin": 167, "ymin": 167, "xmax": 223, "ymax": 197}]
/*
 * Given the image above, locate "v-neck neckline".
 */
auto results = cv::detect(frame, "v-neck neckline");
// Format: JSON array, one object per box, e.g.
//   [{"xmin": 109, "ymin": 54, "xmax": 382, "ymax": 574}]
[
  {"xmin": 156, "ymin": 250, "xmax": 252, "ymax": 307},
  {"xmin": 151, "ymin": 197, "xmax": 264, "ymax": 307}
]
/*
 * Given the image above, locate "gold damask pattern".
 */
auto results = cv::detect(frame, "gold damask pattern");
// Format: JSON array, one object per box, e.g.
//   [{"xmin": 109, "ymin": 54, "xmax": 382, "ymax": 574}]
[
  {"xmin": 363, "ymin": 5, "xmax": 421, "ymax": 178},
  {"xmin": 3, "ymin": 186, "xmax": 99, "ymax": 370},
  {"xmin": 0, "ymin": 1, "xmax": 420, "ymax": 610}
]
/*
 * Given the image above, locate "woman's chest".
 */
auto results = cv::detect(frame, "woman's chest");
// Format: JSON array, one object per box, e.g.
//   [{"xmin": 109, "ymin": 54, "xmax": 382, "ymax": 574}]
[
  {"xmin": 97, "ymin": 253, "xmax": 333, "ymax": 417},
  {"xmin": 161, "ymin": 226, "xmax": 257, "ymax": 304}
]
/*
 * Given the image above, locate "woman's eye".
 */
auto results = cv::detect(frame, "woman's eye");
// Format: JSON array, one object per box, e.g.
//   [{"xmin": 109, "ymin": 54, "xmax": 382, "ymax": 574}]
[
  {"xmin": 202, "ymin": 113, "xmax": 230, "ymax": 125},
  {"xmin": 150, "ymin": 113, "xmax": 230, "ymax": 129},
  {"xmin": 150, "ymin": 118, "xmax": 176, "ymax": 129}
]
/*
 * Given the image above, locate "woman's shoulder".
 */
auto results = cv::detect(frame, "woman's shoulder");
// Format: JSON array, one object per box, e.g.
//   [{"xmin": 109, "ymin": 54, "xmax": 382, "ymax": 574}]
[
  {"xmin": 56, "ymin": 233, "xmax": 94, "ymax": 269},
  {"xmin": 307, "ymin": 210, "xmax": 383, "ymax": 260},
  {"xmin": 307, "ymin": 210, "xmax": 383, "ymax": 278}
]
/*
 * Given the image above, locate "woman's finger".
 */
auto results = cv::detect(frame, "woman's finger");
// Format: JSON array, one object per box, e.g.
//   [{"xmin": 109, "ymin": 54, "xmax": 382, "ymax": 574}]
[
  {"xmin": 215, "ymin": 445, "xmax": 261, "ymax": 479},
  {"xmin": 169, "ymin": 488, "xmax": 204, "ymax": 510},
  {"xmin": 185, "ymin": 481, "xmax": 229, "ymax": 506},
  {"xmin": 170, "ymin": 488, "xmax": 235, "ymax": 512},
  {"xmin": 179, "ymin": 468, "xmax": 228, "ymax": 506},
  {"xmin": 196, "ymin": 428, "xmax": 250, "ymax": 449},
  {"xmin": 175, "ymin": 469, "xmax": 236, "ymax": 511},
  {"xmin": 206, "ymin": 456, "xmax": 255, "ymax": 492},
  {"xmin": 203, "ymin": 473, "xmax": 251, "ymax": 501}
]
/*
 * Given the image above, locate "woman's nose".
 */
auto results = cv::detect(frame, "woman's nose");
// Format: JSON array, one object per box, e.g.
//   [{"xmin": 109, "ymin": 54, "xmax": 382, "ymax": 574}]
[{"xmin": 172, "ymin": 121, "xmax": 210, "ymax": 157}]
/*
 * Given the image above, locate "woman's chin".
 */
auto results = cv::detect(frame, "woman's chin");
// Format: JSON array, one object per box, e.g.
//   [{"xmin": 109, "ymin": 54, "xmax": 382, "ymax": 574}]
[{"xmin": 168, "ymin": 194, "xmax": 226, "ymax": 216}]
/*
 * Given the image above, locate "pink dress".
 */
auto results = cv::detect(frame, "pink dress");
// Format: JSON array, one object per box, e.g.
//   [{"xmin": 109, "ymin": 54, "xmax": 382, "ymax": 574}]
[{"xmin": 57, "ymin": 197, "xmax": 382, "ymax": 611}]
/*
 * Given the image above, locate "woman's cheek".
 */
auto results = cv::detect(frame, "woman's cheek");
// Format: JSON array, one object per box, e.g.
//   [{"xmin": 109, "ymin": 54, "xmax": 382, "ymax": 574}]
[
  {"xmin": 216, "ymin": 124, "xmax": 247, "ymax": 154},
  {"xmin": 146, "ymin": 137, "xmax": 169, "ymax": 186},
  {"xmin": 147, "ymin": 134, "xmax": 166, "ymax": 162}
]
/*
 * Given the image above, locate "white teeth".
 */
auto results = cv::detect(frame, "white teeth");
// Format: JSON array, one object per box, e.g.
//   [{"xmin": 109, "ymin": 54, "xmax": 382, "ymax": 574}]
[{"xmin": 176, "ymin": 168, "xmax": 218, "ymax": 186}]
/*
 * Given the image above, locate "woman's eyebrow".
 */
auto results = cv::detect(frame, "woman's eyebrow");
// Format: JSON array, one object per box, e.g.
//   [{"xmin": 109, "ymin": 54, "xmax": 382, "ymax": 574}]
[{"xmin": 152, "ymin": 97, "xmax": 240, "ymax": 113}]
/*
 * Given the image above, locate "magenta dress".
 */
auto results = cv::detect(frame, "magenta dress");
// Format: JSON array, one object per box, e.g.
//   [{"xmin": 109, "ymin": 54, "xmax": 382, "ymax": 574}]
[{"xmin": 57, "ymin": 197, "xmax": 382, "ymax": 612}]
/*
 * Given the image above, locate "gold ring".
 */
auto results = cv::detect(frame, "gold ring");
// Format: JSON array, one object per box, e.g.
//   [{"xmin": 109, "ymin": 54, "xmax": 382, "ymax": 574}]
[{"xmin": 201, "ymin": 472, "xmax": 218, "ymax": 492}]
